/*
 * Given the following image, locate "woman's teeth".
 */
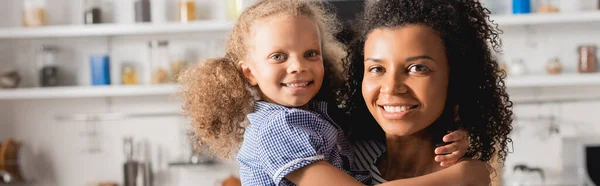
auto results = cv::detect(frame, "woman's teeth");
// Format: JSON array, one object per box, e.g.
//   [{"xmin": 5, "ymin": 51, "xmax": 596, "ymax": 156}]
[{"xmin": 382, "ymin": 105, "xmax": 414, "ymax": 113}]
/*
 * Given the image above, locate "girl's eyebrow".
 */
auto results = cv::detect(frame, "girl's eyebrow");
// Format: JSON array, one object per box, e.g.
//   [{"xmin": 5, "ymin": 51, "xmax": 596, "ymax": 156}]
[{"xmin": 364, "ymin": 57, "xmax": 381, "ymax": 63}]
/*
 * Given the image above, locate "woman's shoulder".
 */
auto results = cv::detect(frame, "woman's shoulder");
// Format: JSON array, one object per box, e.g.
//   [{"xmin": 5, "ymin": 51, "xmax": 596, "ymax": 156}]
[{"xmin": 448, "ymin": 158, "xmax": 493, "ymax": 185}]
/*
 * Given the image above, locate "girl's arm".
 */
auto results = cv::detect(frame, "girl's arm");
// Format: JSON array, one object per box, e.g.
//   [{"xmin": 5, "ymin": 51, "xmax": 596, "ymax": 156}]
[
  {"xmin": 286, "ymin": 159, "xmax": 490, "ymax": 186},
  {"xmin": 285, "ymin": 131, "xmax": 484, "ymax": 186},
  {"xmin": 380, "ymin": 159, "xmax": 491, "ymax": 186},
  {"xmin": 285, "ymin": 161, "xmax": 365, "ymax": 186}
]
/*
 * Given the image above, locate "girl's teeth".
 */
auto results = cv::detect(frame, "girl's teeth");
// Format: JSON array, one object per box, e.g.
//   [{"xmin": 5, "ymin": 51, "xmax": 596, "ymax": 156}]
[
  {"xmin": 383, "ymin": 106, "xmax": 411, "ymax": 113},
  {"xmin": 286, "ymin": 83, "xmax": 308, "ymax": 87}
]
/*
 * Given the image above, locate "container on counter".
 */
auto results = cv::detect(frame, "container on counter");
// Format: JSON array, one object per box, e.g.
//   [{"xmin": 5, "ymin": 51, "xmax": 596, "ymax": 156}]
[
  {"xmin": 123, "ymin": 137, "xmax": 139, "ymax": 186},
  {"xmin": 512, "ymin": 0, "xmax": 531, "ymax": 14},
  {"xmin": 135, "ymin": 0, "xmax": 151, "ymax": 22},
  {"xmin": 578, "ymin": 45, "xmax": 598, "ymax": 73},
  {"xmin": 90, "ymin": 55, "xmax": 111, "ymax": 86},
  {"xmin": 149, "ymin": 40, "xmax": 171, "ymax": 84},
  {"xmin": 84, "ymin": 0, "xmax": 103, "ymax": 24},
  {"xmin": 23, "ymin": 0, "xmax": 48, "ymax": 27},
  {"xmin": 36, "ymin": 45, "xmax": 60, "ymax": 87},
  {"xmin": 178, "ymin": 0, "xmax": 196, "ymax": 23}
]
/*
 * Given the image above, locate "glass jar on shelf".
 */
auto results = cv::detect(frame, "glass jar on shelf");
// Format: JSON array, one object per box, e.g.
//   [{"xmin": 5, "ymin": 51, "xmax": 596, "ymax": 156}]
[
  {"xmin": 148, "ymin": 40, "xmax": 171, "ymax": 84},
  {"xmin": 178, "ymin": 0, "xmax": 196, "ymax": 23},
  {"xmin": 122, "ymin": 63, "xmax": 138, "ymax": 85},
  {"xmin": 537, "ymin": 0, "xmax": 558, "ymax": 13},
  {"xmin": 84, "ymin": 0, "xmax": 103, "ymax": 24},
  {"xmin": 227, "ymin": 0, "xmax": 254, "ymax": 20},
  {"xmin": 36, "ymin": 45, "xmax": 60, "ymax": 87},
  {"xmin": 170, "ymin": 50, "xmax": 188, "ymax": 82},
  {"xmin": 23, "ymin": 0, "xmax": 48, "ymax": 27}
]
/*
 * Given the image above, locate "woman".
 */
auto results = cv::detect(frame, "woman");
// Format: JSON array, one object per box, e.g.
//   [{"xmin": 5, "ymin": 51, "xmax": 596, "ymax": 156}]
[{"xmin": 342, "ymin": 0, "xmax": 514, "ymax": 184}]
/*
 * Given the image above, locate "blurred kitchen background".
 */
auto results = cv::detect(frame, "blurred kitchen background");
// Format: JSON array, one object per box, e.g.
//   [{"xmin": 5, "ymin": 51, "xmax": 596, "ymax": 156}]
[{"xmin": 0, "ymin": 0, "xmax": 599, "ymax": 185}]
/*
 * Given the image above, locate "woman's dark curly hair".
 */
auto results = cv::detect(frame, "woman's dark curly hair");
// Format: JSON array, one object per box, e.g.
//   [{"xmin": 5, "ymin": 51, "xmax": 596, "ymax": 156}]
[{"xmin": 341, "ymin": 0, "xmax": 513, "ymax": 164}]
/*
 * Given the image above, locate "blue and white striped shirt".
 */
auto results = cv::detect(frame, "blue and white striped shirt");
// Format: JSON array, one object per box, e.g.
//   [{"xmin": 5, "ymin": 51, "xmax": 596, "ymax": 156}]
[
  {"xmin": 352, "ymin": 140, "xmax": 388, "ymax": 184},
  {"xmin": 237, "ymin": 101, "xmax": 371, "ymax": 185}
]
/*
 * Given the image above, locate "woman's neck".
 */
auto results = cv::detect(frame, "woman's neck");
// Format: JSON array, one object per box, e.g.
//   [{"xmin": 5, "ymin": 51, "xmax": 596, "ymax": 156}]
[{"xmin": 377, "ymin": 131, "xmax": 443, "ymax": 180}]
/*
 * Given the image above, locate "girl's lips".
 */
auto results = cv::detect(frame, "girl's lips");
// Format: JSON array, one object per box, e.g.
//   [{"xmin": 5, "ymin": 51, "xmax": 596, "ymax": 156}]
[
  {"xmin": 282, "ymin": 81, "xmax": 314, "ymax": 93},
  {"xmin": 281, "ymin": 80, "xmax": 313, "ymax": 87}
]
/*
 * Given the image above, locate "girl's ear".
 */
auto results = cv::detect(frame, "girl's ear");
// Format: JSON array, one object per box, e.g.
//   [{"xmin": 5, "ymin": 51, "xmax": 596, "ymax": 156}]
[{"xmin": 238, "ymin": 61, "xmax": 258, "ymax": 86}]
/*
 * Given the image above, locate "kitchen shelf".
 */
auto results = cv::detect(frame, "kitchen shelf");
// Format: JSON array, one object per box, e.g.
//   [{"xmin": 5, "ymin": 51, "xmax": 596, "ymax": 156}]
[
  {"xmin": 0, "ymin": 21, "xmax": 234, "ymax": 39},
  {"xmin": 491, "ymin": 11, "xmax": 600, "ymax": 26},
  {"xmin": 0, "ymin": 84, "xmax": 178, "ymax": 100},
  {"xmin": 505, "ymin": 73, "xmax": 600, "ymax": 88},
  {"xmin": 0, "ymin": 74, "xmax": 598, "ymax": 100}
]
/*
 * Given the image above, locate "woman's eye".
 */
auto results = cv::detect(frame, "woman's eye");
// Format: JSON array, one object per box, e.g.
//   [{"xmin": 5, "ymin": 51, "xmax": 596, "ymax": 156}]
[
  {"xmin": 368, "ymin": 66, "xmax": 385, "ymax": 74},
  {"xmin": 270, "ymin": 53, "xmax": 287, "ymax": 61},
  {"xmin": 408, "ymin": 64, "xmax": 430, "ymax": 73}
]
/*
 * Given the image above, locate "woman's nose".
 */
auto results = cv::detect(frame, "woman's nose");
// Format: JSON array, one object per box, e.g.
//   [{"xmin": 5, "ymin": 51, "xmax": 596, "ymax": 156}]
[{"xmin": 380, "ymin": 73, "xmax": 408, "ymax": 95}]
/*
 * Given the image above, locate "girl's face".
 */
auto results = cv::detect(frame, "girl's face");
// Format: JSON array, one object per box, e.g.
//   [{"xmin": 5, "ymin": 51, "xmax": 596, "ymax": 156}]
[
  {"xmin": 240, "ymin": 15, "xmax": 324, "ymax": 108},
  {"xmin": 362, "ymin": 25, "xmax": 449, "ymax": 137}
]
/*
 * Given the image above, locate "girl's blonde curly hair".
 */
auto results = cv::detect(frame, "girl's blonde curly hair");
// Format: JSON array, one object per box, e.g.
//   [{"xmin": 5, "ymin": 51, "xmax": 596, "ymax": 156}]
[{"xmin": 178, "ymin": 0, "xmax": 345, "ymax": 159}]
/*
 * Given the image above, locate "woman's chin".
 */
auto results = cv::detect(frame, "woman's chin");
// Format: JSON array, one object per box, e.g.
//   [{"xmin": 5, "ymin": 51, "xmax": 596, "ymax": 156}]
[{"xmin": 379, "ymin": 122, "xmax": 418, "ymax": 137}]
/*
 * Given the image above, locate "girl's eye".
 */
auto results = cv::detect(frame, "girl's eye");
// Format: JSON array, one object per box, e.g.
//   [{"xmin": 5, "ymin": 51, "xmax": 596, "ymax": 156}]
[
  {"xmin": 270, "ymin": 53, "xmax": 287, "ymax": 61},
  {"xmin": 305, "ymin": 50, "xmax": 320, "ymax": 58},
  {"xmin": 368, "ymin": 66, "xmax": 385, "ymax": 74},
  {"xmin": 408, "ymin": 64, "xmax": 431, "ymax": 73}
]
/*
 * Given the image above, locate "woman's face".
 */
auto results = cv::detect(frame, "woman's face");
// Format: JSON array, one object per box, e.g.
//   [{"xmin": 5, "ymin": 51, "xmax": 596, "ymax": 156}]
[{"xmin": 362, "ymin": 25, "xmax": 449, "ymax": 137}]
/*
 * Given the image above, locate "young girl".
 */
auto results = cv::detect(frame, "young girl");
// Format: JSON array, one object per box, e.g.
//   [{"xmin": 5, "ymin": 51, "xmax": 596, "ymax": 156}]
[{"xmin": 179, "ymin": 0, "xmax": 481, "ymax": 185}]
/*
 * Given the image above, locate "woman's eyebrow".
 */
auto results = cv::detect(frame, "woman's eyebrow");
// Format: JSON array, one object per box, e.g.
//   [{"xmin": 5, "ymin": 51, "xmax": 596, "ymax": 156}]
[
  {"xmin": 405, "ymin": 55, "xmax": 434, "ymax": 62},
  {"xmin": 365, "ymin": 55, "xmax": 434, "ymax": 63}
]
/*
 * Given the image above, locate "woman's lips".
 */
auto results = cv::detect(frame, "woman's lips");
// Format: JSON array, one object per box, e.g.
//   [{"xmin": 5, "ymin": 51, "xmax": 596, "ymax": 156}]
[{"xmin": 379, "ymin": 104, "xmax": 419, "ymax": 120}]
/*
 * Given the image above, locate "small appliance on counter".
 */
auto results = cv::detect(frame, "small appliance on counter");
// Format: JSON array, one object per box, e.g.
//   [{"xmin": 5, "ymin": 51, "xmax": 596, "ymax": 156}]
[
  {"xmin": 586, "ymin": 145, "xmax": 600, "ymax": 185},
  {"xmin": 562, "ymin": 136, "xmax": 600, "ymax": 185}
]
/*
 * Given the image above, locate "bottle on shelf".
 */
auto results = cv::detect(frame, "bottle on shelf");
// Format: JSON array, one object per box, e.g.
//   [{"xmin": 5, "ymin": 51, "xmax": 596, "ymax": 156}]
[
  {"xmin": 84, "ymin": 0, "xmax": 103, "ymax": 24},
  {"xmin": 135, "ymin": 0, "xmax": 152, "ymax": 23},
  {"xmin": 178, "ymin": 0, "xmax": 197, "ymax": 23}
]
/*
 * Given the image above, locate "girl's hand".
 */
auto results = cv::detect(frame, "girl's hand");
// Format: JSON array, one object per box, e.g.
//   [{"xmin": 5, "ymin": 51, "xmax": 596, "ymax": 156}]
[{"xmin": 434, "ymin": 129, "xmax": 469, "ymax": 167}]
